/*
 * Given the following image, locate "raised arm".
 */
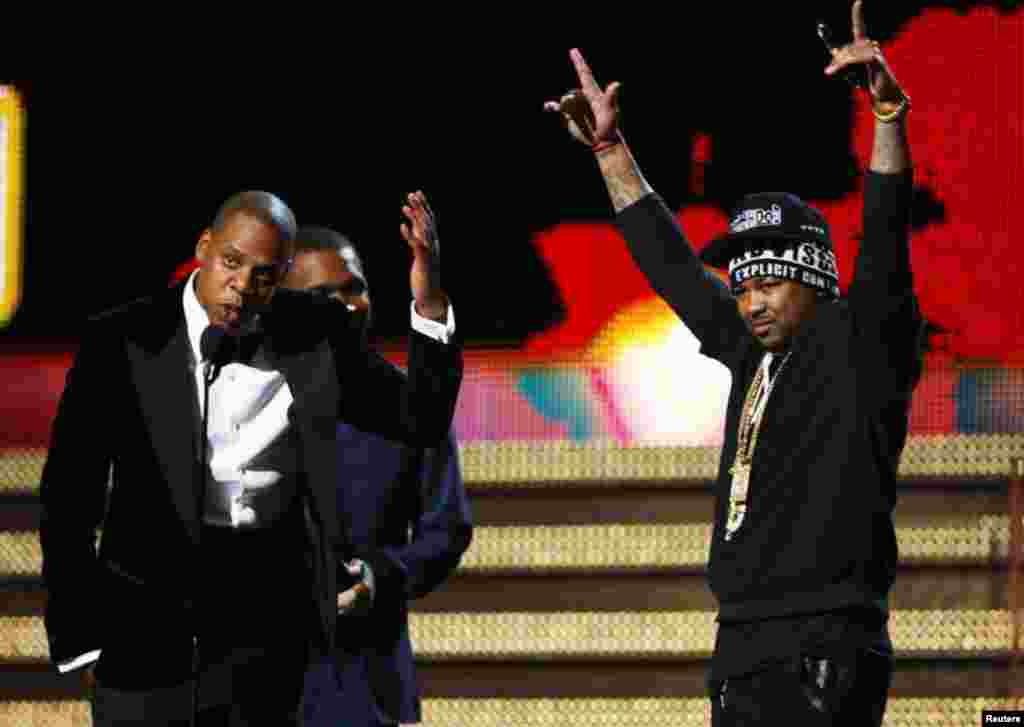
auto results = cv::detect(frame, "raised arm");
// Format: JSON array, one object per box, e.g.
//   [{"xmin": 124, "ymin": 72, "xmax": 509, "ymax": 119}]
[
  {"xmin": 544, "ymin": 49, "xmax": 747, "ymax": 363},
  {"xmin": 825, "ymin": 0, "xmax": 911, "ymax": 176},
  {"xmin": 826, "ymin": 1, "xmax": 921, "ymax": 380},
  {"xmin": 399, "ymin": 190, "xmax": 462, "ymax": 443},
  {"xmin": 543, "ymin": 49, "xmax": 650, "ymax": 212},
  {"xmin": 336, "ymin": 191, "xmax": 461, "ymax": 447}
]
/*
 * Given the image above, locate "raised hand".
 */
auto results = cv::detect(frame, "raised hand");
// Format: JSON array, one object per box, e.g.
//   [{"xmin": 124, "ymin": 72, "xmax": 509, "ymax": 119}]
[
  {"xmin": 543, "ymin": 48, "xmax": 623, "ymax": 147},
  {"xmin": 400, "ymin": 190, "xmax": 447, "ymax": 321},
  {"xmin": 824, "ymin": 0, "xmax": 905, "ymax": 107}
]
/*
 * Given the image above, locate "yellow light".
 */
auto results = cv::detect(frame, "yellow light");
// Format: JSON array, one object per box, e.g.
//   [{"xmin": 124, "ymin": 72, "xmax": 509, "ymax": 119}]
[{"xmin": 0, "ymin": 85, "xmax": 25, "ymax": 327}]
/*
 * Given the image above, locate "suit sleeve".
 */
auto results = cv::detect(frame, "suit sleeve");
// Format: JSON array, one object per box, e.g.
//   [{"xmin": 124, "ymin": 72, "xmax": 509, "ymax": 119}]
[
  {"xmin": 364, "ymin": 430, "xmax": 472, "ymax": 602},
  {"xmin": 847, "ymin": 170, "xmax": 924, "ymax": 393},
  {"xmin": 616, "ymin": 194, "xmax": 748, "ymax": 365},
  {"xmin": 39, "ymin": 320, "xmax": 116, "ymax": 667},
  {"xmin": 333, "ymin": 308, "xmax": 463, "ymax": 450}
]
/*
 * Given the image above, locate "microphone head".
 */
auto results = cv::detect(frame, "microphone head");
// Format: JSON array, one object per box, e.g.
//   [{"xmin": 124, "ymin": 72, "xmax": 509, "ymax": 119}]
[{"xmin": 200, "ymin": 324, "xmax": 237, "ymax": 365}]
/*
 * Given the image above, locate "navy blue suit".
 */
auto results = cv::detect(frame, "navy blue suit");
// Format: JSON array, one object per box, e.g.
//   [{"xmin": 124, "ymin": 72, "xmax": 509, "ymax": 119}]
[{"xmin": 301, "ymin": 418, "xmax": 472, "ymax": 727}]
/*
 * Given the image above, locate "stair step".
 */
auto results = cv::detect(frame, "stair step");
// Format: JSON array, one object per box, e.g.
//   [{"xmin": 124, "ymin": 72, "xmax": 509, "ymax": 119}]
[
  {"xmin": 1, "ymin": 565, "xmax": 1010, "ymax": 616},
  {"xmin": 1, "ymin": 517, "xmax": 1012, "ymax": 580},
  {"xmin": 412, "ymin": 569, "xmax": 1009, "ymax": 613},
  {"xmin": 3, "ymin": 434, "xmax": 1022, "ymax": 495},
  {"xmin": 2, "ymin": 693, "xmax": 1022, "ymax": 726},
  {"xmin": 0, "ymin": 610, "xmax": 1015, "ymax": 663},
  {"xmin": 1, "ymin": 658, "xmax": 1017, "ymax": 701}
]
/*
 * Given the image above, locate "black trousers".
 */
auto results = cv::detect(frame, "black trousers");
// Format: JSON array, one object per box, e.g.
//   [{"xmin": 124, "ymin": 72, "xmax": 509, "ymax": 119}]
[
  {"xmin": 91, "ymin": 640, "xmax": 307, "ymax": 727},
  {"xmin": 91, "ymin": 522, "xmax": 314, "ymax": 726},
  {"xmin": 710, "ymin": 648, "xmax": 892, "ymax": 726}
]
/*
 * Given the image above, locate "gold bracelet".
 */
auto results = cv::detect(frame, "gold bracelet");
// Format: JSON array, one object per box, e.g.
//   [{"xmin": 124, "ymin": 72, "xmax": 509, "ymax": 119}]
[{"xmin": 873, "ymin": 94, "xmax": 911, "ymax": 123}]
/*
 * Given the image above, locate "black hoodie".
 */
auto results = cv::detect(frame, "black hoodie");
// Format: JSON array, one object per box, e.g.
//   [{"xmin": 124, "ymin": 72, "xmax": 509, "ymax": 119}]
[{"xmin": 616, "ymin": 171, "xmax": 922, "ymax": 675}]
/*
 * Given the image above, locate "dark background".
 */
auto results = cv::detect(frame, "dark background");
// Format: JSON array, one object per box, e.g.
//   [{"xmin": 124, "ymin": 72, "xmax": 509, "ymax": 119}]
[{"xmin": 2, "ymin": 2, "xmax": 1019, "ymax": 344}]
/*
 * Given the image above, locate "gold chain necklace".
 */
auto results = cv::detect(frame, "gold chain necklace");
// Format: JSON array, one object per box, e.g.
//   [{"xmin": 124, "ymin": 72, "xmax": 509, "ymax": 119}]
[{"xmin": 724, "ymin": 350, "xmax": 792, "ymax": 541}]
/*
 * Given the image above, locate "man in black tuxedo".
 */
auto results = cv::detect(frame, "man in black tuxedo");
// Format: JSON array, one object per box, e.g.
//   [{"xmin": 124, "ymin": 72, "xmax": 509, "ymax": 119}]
[{"xmin": 39, "ymin": 190, "xmax": 462, "ymax": 725}]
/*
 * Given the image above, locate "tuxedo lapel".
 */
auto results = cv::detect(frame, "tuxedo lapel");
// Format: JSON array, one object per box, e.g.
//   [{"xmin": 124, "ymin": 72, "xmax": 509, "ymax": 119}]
[{"xmin": 126, "ymin": 283, "xmax": 202, "ymax": 541}]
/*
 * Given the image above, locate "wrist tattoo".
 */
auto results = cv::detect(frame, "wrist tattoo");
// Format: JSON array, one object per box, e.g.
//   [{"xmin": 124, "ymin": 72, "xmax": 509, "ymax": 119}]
[
  {"xmin": 597, "ymin": 143, "xmax": 654, "ymax": 213},
  {"xmin": 870, "ymin": 120, "xmax": 910, "ymax": 174}
]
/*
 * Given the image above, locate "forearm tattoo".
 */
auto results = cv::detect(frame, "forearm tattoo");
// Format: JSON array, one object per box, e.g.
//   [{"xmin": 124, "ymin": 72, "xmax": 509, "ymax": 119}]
[
  {"xmin": 870, "ymin": 118, "xmax": 911, "ymax": 175},
  {"xmin": 597, "ymin": 144, "xmax": 654, "ymax": 213}
]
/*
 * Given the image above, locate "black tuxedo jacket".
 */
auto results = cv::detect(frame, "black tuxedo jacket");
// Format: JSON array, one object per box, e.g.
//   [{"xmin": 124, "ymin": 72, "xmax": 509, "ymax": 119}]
[{"xmin": 39, "ymin": 280, "xmax": 462, "ymax": 667}]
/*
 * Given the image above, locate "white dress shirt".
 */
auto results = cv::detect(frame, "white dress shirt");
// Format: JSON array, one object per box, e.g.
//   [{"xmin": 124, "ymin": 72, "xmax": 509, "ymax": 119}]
[{"xmin": 182, "ymin": 271, "xmax": 454, "ymax": 527}]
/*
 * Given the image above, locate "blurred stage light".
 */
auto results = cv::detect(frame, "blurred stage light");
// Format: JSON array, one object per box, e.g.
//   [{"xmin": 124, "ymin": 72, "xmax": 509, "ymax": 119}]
[{"xmin": 0, "ymin": 85, "xmax": 25, "ymax": 328}]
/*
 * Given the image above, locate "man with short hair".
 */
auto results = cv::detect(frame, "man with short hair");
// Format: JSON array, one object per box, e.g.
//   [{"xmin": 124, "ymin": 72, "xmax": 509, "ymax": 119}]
[
  {"xmin": 282, "ymin": 227, "xmax": 472, "ymax": 727},
  {"xmin": 40, "ymin": 190, "xmax": 461, "ymax": 725},
  {"xmin": 545, "ymin": 3, "xmax": 920, "ymax": 724},
  {"xmin": 284, "ymin": 227, "xmax": 373, "ymax": 342}
]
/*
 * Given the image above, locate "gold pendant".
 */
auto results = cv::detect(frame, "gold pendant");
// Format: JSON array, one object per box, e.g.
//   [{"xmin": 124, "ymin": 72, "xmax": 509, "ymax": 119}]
[
  {"xmin": 729, "ymin": 462, "xmax": 751, "ymax": 500},
  {"xmin": 725, "ymin": 461, "xmax": 752, "ymax": 541},
  {"xmin": 724, "ymin": 502, "xmax": 746, "ymax": 541}
]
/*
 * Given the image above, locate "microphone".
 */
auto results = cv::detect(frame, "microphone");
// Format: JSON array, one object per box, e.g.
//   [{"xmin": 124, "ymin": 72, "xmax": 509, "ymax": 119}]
[{"xmin": 200, "ymin": 325, "xmax": 237, "ymax": 384}]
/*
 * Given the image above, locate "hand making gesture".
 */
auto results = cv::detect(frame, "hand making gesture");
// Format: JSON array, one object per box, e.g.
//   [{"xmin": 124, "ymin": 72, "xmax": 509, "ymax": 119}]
[
  {"xmin": 543, "ymin": 48, "xmax": 623, "ymax": 151},
  {"xmin": 825, "ymin": 0, "xmax": 908, "ymax": 117}
]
